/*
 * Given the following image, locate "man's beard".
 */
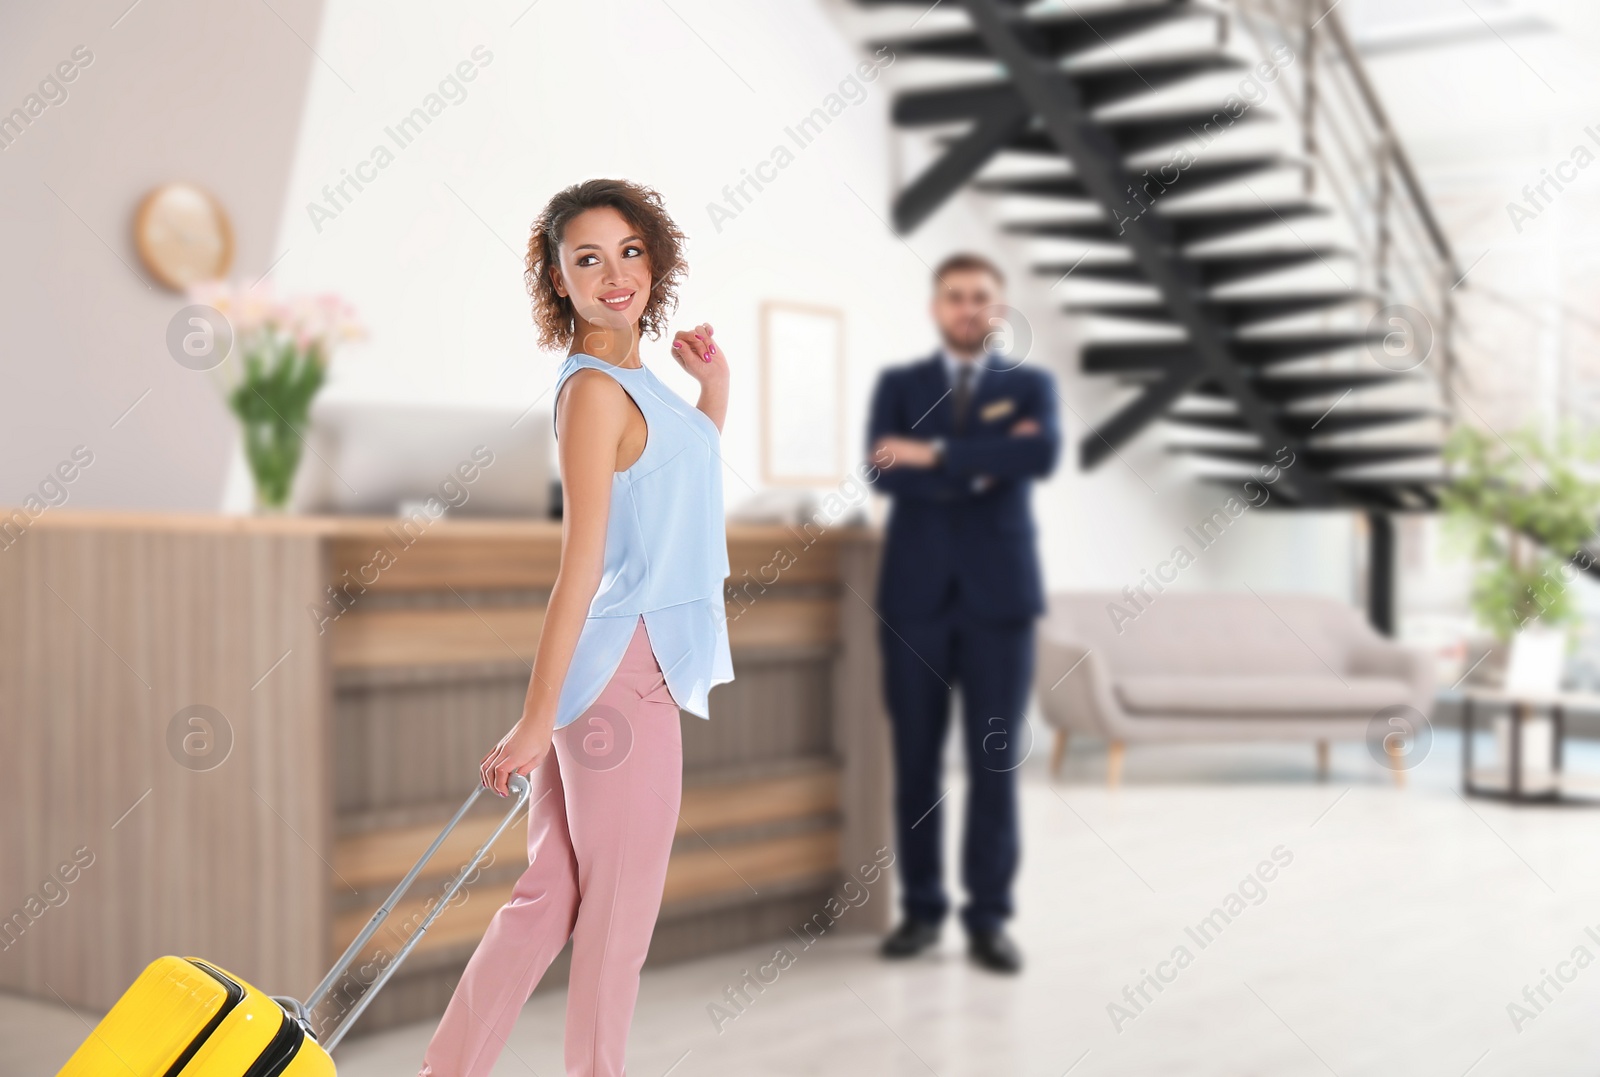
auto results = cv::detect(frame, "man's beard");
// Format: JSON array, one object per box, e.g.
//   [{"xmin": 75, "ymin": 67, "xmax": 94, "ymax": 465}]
[{"xmin": 940, "ymin": 326, "xmax": 988, "ymax": 355}]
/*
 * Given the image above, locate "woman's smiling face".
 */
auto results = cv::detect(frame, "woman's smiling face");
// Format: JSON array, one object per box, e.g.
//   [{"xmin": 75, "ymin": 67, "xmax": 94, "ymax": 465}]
[{"xmin": 551, "ymin": 205, "xmax": 652, "ymax": 332}]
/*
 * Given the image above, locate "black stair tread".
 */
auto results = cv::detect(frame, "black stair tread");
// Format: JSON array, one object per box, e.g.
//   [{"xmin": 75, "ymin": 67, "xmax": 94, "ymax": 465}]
[
  {"xmin": 975, "ymin": 172, "xmax": 1097, "ymax": 200},
  {"xmin": 1071, "ymin": 50, "xmax": 1248, "ymax": 109},
  {"xmin": 1003, "ymin": 217, "xmax": 1127, "ymax": 243},
  {"xmin": 1173, "ymin": 444, "xmax": 1443, "ymax": 468},
  {"xmin": 974, "ymin": 155, "xmax": 1293, "ymax": 202},
  {"xmin": 1082, "ymin": 331, "xmax": 1389, "ymax": 371},
  {"xmin": 1162, "ymin": 201, "xmax": 1328, "ymax": 227},
  {"xmin": 855, "ymin": 0, "xmax": 1031, "ymax": 6},
  {"xmin": 1003, "ymin": 203, "xmax": 1327, "ymax": 244},
  {"xmin": 1332, "ymin": 480, "xmax": 1444, "ymax": 511},
  {"xmin": 1182, "ymin": 247, "xmax": 1351, "ymax": 286},
  {"xmin": 1099, "ymin": 107, "xmax": 1275, "ymax": 155},
  {"xmin": 1036, "ymin": 258, "xmax": 1149, "ymax": 283},
  {"xmin": 1065, "ymin": 291, "xmax": 1372, "ymax": 327},
  {"xmin": 1068, "ymin": 289, "xmax": 1367, "ymax": 310},
  {"xmin": 894, "ymin": 53, "xmax": 1249, "ymax": 126},
  {"xmin": 893, "ymin": 82, "xmax": 1022, "ymax": 127},
  {"xmin": 1230, "ymin": 329, "xmax": 1389, "ymax": 355},
  {"xmin": 1203, "ymin": 471, "xmax": 1443, "ymax": 484},
  {"xmin": 869, "ymin": 2, "xmax": 1215, "ymax": 63},
  {"xmin": 1335, "ymin": 477, "xmax": 1448, "ymax": 490},
  {"xmin": 1199, "ymin": 476, "xmax": 1443, "ymax": 511},
  {"xmin": 1164, "ymin": 407, "xmax": 1441, "ymax": 436},
  {"xmin": 1037, "ymin": 247, "xmax": 1352, "ymax": 286},
  {"xmin": 960, "ymin": 107, "xmax": 1275, "ymax": 158},
  {"xmin": 1159, "ymin": 203, "xmax": 1329, "ymax": 244},
  {"xmin": 1039, "ymin": 259, "xmax": 1145, "ymax": 283},
  {"xmin": 949, "ymin": 127, "xmax": 1072, "ymax": 158},
  {"xmin": 1191, "ymin": 372, "xmax": 1418, "ymax": 402}
]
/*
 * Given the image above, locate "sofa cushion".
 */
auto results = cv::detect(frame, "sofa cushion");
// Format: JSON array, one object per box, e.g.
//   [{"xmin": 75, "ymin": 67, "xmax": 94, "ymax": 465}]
[
  {"xmin": 1116, "ymin": 674, "xmax": 1414, "ymax": 717},
  {"xmin": 1043, "ymin": 592, "xmax": 1378, "ymax": 678}
]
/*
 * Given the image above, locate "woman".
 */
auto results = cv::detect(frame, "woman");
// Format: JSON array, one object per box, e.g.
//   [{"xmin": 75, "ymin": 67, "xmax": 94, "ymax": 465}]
[{"xmin": 419, "ymin": 178, "xmax": 734, "ymax": 1077}]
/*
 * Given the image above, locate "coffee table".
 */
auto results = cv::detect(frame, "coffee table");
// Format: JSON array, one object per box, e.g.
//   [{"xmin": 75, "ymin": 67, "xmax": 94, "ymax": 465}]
[{"xmin": 1459, "ymin": 687, "xmax": 1600, "ymax": 804}]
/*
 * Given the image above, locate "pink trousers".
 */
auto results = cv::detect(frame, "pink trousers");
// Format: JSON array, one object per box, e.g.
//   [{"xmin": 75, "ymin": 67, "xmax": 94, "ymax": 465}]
[{"xmin": 419, "ymin": 617, "xmax": 683, "ymax": 1077}]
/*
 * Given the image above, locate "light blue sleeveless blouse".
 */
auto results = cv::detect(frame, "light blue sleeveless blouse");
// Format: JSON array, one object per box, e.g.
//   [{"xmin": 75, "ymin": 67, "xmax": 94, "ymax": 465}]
[{"xmin": 549, "ymin": 352, "xmax": 734, "ymax": 729}]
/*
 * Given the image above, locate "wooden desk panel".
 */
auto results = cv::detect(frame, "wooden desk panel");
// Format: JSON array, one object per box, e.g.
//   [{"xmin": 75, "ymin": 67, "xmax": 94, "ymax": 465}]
[
  {"xmin": 328, "ymin": 596, "xmax": 841, "ymax": 671},
  {"xmin": 331, "ymin": 606, "xmax": 545, "ymax": 670},
  {"xmin": 332, "ymin": 765, "xmax": 842, "ymax": 890},
  {"xmin": 330, "ymin": 828, "xmax": 844, "ymax": 966},
  {"xmin": 3, "ymin": 511, "xmax": 890, "ymax": 1035},
  {"xmin": 325, "ymin": 519, "xmax": 847, "ymax": 593},
  {"xmin": 0, "ymin": 523, "xmax": 332, "ymax": 1009},
  {"xmin": 329, "ymin": 532, "xmax": 563, "ymax": 593}
]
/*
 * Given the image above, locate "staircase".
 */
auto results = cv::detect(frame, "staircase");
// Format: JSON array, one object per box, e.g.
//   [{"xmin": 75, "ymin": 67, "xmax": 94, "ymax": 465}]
[{"xmin": 847, "ymin": 0, "xmax": 1463, "ymax": 630}]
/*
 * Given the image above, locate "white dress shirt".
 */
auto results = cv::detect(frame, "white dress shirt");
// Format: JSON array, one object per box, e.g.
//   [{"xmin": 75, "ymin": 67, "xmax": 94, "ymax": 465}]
[
  {"xmin": 939, "ymin": 346, "xmax": 987, "ymax": 393},
  {"xmin": 937, "ymin": 346, "xmax": 993, "ymax": 493}
]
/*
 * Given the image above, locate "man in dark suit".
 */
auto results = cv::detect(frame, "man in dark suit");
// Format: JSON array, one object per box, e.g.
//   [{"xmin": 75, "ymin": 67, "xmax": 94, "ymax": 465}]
[{"xmin": 866, "ymin": 252, "xmax": 1060, "ymax": 973}]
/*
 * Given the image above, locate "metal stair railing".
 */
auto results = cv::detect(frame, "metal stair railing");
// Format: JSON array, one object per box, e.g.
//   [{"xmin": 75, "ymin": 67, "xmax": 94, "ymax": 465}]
[
  {"xmin": 950, "ymin": 0, "xmax": 1344, "ymax": 505},
  {"xmin": 1225, "ymin": 0, "xmax": 1463, "ymax": 402}
]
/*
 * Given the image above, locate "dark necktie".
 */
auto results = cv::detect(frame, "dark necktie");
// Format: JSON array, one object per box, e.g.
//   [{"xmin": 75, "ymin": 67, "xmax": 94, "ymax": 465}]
[{"xmin": 951, "ymin": 363, "xmax": 976, "ymax": 434}]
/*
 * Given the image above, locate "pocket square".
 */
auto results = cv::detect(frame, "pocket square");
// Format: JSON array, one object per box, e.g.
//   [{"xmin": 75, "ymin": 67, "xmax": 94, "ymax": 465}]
[{"xmin": 980, "ymin": 398, "xmax": 1016, "ymax": 421}]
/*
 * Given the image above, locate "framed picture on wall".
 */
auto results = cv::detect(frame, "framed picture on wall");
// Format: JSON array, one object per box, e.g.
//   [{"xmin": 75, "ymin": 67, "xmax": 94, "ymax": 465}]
[{"xmin": 760, "ymin": 301, "xmax": 846, "ymax": 486}]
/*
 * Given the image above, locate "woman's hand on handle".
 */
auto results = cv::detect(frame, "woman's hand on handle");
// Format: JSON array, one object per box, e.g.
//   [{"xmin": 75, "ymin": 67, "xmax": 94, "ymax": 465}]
[{"xmin": 480, "ymin": 715, "xmax": 554, "ymax": 796}]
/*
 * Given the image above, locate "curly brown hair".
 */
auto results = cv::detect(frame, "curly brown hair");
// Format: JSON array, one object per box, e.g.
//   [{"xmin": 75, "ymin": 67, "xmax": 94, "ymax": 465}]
[{"xmin": 524, "ymin": 178, "xmax": 687, "ymax": 351}]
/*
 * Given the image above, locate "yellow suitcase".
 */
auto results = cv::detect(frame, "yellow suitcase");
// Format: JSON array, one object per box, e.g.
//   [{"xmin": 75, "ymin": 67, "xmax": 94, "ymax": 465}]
[{"xmin": 55, "ymin": 776, "xmax": 533, "ymax": 1075}]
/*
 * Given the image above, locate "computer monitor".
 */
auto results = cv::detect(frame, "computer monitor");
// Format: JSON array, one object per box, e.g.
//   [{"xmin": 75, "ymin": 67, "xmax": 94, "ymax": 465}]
[{"xmin": 293, "ymin": 399, "xmax": 552, "ymax": 518}]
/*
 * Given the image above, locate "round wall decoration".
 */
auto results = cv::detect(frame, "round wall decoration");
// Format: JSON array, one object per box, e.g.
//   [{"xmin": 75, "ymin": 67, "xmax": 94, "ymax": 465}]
[{"xmin": 134, "ymin": 182, "xmax": 234, "ymax": 291}]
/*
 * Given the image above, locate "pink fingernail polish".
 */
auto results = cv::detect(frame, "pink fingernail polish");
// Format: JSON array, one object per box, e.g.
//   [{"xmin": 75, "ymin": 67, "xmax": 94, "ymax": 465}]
[{"xmin": 673, "ymin": 341, "xmax": 682, "ymax": 348}]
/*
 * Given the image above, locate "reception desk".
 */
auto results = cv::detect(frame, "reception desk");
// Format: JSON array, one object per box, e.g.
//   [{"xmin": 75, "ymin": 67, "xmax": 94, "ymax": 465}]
[{"xmin": 0, "ymin": 511, "xmax": 890, "ymax": 1035}]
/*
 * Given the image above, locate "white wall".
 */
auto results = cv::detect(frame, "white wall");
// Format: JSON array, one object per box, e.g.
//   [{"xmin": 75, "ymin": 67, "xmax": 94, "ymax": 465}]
[
  {"xmin": 0, "ymin": 0, "xmax": 1357, "ymax": 603},
  {"xmin": 0, "ymin": 0, "xmax": 324, "ymax": 512},
  {"xmin": 268, "ymin": 0, "xmax": 1355, "ymax": 601},
  {"xmin": 1340, "ymin": 0, "xmax": 1600, "ymax": 638}
]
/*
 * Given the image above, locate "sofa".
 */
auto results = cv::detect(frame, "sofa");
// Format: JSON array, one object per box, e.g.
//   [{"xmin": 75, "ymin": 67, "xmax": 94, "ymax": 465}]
[{"xmin": 1034, "ymin": 591, "xmax": 1436, "ymax": 785}]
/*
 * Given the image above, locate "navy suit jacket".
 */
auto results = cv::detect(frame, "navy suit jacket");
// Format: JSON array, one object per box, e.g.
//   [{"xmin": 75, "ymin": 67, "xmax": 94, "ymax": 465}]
[{"xmin": 866, "ymin": 352, "xmax": 1061, "ymax": 622}]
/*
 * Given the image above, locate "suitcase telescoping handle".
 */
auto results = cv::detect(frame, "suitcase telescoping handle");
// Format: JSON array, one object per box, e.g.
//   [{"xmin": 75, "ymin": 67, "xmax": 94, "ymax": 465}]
[{"xmin": 298, "ymin": 774, "xmax": 534, "ymax": 1052}]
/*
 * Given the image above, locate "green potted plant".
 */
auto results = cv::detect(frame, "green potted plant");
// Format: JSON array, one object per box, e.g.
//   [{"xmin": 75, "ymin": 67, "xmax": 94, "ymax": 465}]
[
  {"xmin": 190, "ymin": 281, "xmax": 364, "ymax": 512},
  {"xmin": 1441, "ymin": 422, "xmax": 1600, "ymax": 654}
]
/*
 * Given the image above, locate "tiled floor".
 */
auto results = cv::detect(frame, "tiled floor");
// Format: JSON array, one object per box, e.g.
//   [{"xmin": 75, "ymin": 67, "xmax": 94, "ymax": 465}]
[{"xmin": 16, "ymin": 732, "xmax": 1600, "ymax": 1076}]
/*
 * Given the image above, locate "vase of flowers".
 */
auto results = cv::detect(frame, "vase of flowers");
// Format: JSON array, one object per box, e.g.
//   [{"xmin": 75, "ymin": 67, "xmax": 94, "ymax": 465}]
[{"xmin": 189, "ymin": 281, "xmax": 364, "ymax": 512}]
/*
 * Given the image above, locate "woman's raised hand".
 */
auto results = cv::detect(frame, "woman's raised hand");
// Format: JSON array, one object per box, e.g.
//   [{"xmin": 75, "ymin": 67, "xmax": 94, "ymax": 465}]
[{"xmin": 670, "ymin": 322, "xmax": 728, "ymax": 386}]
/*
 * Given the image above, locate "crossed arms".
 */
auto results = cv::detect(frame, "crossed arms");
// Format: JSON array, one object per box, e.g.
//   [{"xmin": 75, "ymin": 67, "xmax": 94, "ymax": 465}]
[{"xmin": 866, "ymin": 369, "xmax": 1061, "ymax": 499}]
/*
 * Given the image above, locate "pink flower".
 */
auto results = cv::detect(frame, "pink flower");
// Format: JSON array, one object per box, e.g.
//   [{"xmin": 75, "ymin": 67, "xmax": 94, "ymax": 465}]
[{"xmin": 183, "ymin": 278, "xmax": 365, "ymax": 359}]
